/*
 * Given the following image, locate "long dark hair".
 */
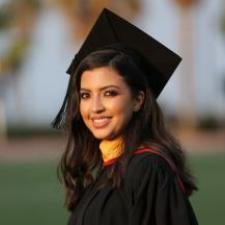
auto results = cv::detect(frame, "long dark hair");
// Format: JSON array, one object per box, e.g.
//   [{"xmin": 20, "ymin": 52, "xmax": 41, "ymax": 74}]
[{"xmin": 53, "ymin": 48, "xmax": 197, "ymax": 211}]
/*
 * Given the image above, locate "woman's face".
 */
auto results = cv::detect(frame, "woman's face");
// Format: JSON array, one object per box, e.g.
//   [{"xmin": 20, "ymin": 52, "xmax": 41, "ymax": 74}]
[{"xmin": 79, "ymin": 66, "xmax": 143, "ymax": 140}]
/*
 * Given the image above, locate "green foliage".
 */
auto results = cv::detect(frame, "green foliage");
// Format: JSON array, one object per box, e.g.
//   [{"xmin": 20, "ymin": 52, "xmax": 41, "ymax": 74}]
[
  {"xmin": 19, "ymin": 0, "xmax": 41, "ymax": 9},
  {"xmin": 0, "ymin": 7, "xmax": 11, "ymax": 30},
  {"xmin": 197, "ymin": 115, "xmax": 225, "ymax": 130},
  {"xmin": 0, "ymin": 0, "xmax": 42, "ymax": 74},
  {"xmin": 5, "ymin": 40, "xmax": 29, "ymax": 72},
  {"xmin": 7, "ymin": 126, "xmax": 60, "ymax": 138},
  {"xmin": 0, "ymin": 0, "xmax": 41, "ymax": 30}
]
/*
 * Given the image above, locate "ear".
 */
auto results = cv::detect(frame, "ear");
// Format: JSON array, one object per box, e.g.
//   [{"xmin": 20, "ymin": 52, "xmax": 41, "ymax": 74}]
[{"xmin": 133, "ymin": 91, "xmax": 145, "ymax": 112}]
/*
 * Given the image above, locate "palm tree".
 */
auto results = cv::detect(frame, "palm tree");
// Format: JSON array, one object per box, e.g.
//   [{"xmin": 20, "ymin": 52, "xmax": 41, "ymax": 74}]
[{"xmin": 0, "ymin": 0, "xmax": 41, "ymax": 138}]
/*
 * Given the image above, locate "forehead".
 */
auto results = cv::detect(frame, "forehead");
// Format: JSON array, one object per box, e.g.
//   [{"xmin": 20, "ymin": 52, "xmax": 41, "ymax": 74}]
[{"xmin": 80, "ymin": 67, "xmax": 128, "ymax": 89}]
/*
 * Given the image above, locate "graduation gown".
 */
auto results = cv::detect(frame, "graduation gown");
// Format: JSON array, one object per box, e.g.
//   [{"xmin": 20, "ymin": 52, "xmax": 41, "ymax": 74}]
[{"xmin": 68, "ymin": 149, "xmax": 198, "ymax": 225}]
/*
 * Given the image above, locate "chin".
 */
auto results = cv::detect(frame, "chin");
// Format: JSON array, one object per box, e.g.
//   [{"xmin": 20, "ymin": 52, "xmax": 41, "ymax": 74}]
[
  {"xmin": 93, "ymin": 134, "xmax": 114, "ymax": 140},
  {"xmin": 92, "ymin": 131, "xmax": 116, "ymax": 140}
]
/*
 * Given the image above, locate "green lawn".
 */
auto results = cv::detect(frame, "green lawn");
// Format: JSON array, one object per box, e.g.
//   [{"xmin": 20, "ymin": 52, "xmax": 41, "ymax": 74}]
[
  {"xmin": 0, "ymin": 160, "xmax": 68, "ymax": 225},
  {"xmin": 0, "ymin": 153, "xmax": 225, "ymax": 225},
  {"xmin": 190, "ymin": 153, "xmax": 225, "ymax": 225}
]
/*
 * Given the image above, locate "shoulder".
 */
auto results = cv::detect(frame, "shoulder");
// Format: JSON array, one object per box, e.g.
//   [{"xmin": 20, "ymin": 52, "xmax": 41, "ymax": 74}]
[
  {"xmin": 127, "ymin": 150, "xmax": 175, "ymax": 177},
  {"xmin": 124, "ymin": 150, "xmax": 176, "ymax": 192}
]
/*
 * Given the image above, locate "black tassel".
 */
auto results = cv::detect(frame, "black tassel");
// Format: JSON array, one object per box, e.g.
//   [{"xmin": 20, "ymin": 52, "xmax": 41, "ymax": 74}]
[{"xmin": 51, "ymin": 75, "xmax": 72, "ymax": 129}]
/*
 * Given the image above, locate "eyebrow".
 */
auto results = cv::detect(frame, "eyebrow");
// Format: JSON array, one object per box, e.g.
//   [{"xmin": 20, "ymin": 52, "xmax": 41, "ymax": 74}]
[{"xmin": 80, "ymin": 85, "xmax": 120, "ymax": 92}]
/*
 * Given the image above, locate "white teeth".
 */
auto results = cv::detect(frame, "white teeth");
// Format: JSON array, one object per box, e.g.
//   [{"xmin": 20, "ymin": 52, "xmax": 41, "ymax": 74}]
[
  {"xmin": 92, "ymin": 118, "xmax": 110, "ymax": 127},
  {"xmin": 93, "ymin": 118, "xmax": 108, "ymax": 123}
]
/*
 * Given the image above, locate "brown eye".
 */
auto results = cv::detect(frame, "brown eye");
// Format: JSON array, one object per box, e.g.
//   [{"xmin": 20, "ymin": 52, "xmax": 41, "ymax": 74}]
[
  {"xmin": 80, "ymin": 92, "xmax": 90, "ymax": 99},
  {"xmin": 104, "ymin": 90, "xmax": 118, "ymax": 97}
]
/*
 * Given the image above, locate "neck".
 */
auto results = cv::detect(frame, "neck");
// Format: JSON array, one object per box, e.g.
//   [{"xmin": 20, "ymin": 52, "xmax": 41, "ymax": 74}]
[{"xmin": 99, "ymin": 137, "xmax": 124, "ymax": 163}]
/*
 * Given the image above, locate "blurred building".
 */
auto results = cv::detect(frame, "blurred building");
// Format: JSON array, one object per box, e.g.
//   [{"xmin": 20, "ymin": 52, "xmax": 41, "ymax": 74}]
[{"xmin": 0, "ymin": 0, "xmax": 225, "ymax": 132}]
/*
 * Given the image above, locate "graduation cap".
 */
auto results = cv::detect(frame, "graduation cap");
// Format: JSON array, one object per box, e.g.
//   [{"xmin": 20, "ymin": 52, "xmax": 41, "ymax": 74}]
[
  {"xmin": 67, "ymin": 8, "xmax": 181, "ymax": 95},
  {"xmin": 52, "ymin": 8, "xmax": 182, "ymax": 128}
]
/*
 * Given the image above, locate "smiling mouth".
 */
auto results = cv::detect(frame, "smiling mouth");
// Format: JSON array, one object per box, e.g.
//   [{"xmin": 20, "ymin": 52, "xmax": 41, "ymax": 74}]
[{"xmin": 91, "ymin": 117, "xmax": 111, "ymax": 128}]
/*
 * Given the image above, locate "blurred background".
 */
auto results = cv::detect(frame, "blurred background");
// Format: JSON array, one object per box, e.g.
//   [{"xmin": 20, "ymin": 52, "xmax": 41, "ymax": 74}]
[{"xmin": 0, "ymin": 0, "xmax": 224, "ymax": 224}]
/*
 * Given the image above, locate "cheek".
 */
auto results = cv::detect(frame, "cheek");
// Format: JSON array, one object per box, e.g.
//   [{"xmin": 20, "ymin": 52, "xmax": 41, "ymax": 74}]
[
  {"xmin": 113, "ymin": 100, "xmax": 134, "ymax": 123},
  {"xmin": 79, "ymin": 102, "xmax": 88, "ymax": 120},
  {"xmin": 122, "ymin": 108, "xmax": 133, "ymax": 125}
]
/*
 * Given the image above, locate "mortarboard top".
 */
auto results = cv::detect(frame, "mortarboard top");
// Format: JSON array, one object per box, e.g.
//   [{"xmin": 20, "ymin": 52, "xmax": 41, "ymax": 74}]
[{"xmin": 66, "ymin": 8, "xmax": 182, "ymax": 98}]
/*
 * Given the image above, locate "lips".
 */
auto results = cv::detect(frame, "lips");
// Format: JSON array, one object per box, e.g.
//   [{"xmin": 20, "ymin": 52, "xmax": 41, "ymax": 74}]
[{"xmin": 91, "ymin": 117, "xmax": 111, "ymax": 128}]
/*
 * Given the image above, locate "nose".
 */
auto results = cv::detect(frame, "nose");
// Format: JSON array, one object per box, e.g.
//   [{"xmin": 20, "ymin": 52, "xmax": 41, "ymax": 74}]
[{"xmin": 91, "ymin": 95, "xmax": 105, "ymax": 113}]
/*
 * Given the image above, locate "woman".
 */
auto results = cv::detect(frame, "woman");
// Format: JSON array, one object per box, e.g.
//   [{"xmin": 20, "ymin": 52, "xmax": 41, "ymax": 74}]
[{"xmin": 53, "ymin": 9, "xmax": 198, "ymax": 225}]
